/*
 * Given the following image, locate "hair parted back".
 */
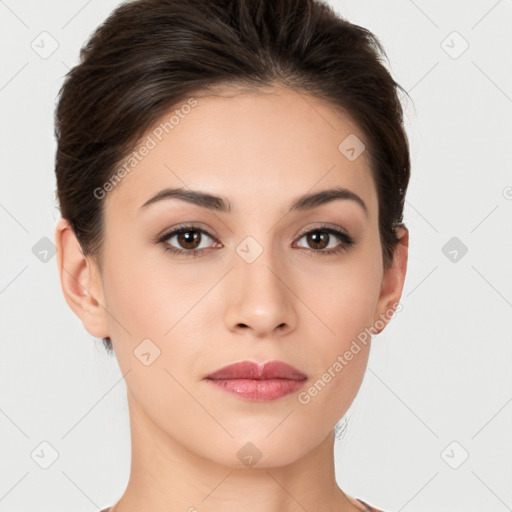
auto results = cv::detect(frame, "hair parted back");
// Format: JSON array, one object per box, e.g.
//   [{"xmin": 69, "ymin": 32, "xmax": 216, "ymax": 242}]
[{"xmin": 55, "ymin": 0, "xmax": 411, "ymax": 354}]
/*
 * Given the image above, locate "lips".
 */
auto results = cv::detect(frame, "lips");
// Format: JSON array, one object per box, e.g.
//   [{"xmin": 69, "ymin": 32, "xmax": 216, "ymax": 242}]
[
  {"xmin": 205, "ymin": 360, "xmax": 308, "ymax": 401},
  {"xmin": 205, "ymin": 360, "xmax": 307, "ymax": 381}
]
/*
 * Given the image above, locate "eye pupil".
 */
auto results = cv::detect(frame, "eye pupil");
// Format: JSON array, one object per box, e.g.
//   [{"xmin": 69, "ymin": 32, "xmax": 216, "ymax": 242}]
[
  {"xmin": 178, "ymin": 230, "xmax": 200, "ymax": 249},
  {"xmin": 308, "ymin": 231, "xmax": 328, "ymax": 249}
]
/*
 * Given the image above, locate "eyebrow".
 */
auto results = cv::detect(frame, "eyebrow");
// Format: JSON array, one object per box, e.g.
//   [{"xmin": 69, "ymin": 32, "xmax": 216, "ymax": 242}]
[{"xmin": 140, "ymin": 186, "xmax": 368, "ymax": 216}]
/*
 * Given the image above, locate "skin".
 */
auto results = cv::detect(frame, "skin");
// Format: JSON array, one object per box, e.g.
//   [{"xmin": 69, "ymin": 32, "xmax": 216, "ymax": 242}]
[{"xmin": 55, "ymin": 84, "xmax": 408, "ymax": 512}]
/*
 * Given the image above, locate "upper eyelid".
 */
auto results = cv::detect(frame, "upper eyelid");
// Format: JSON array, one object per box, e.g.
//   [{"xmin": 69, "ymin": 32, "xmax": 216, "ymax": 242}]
[
  {"xmin": 157, "ymin": 224, "xmax": 213, "ymax": 241},
  {"xmin": 160, "ymin": 226, "xmax": 215, "ymax": 241}
]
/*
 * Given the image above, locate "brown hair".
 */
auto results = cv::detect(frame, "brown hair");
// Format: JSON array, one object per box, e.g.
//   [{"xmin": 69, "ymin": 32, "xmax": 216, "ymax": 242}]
[{"xmin": 54, "ymin": 0, "xmax": 410, "ymax": 354}]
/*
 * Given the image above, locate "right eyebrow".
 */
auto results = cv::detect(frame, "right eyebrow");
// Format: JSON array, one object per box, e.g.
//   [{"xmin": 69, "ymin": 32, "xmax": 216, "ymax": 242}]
[{"xmin": 140, "ymin": 188, "xmax": 231, "ymax": 212}]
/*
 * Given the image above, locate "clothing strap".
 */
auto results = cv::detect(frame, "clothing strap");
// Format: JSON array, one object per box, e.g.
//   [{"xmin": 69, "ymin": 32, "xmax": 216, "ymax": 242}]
[{"xmin": 357, "ymin": 498, "xmax": 383, "ymax": 512}]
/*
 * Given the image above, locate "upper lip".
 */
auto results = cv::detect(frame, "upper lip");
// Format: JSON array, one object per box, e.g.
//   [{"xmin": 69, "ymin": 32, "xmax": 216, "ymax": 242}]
[{"xmin": 206, "ymin": 360, "xmax": 307, "ymax": 380}]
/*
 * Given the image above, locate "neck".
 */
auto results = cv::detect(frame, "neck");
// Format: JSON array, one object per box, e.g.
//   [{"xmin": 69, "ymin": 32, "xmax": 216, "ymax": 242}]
[{"xmin": 111, "ymin": 390, "xmax": 362, "ymax": 512}]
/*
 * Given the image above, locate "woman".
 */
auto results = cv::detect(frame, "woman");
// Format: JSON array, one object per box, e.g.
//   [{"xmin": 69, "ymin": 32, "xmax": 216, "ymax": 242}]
[{"xmin": 54, "ymin": 0, "xmax": 410, "ymax": 510}]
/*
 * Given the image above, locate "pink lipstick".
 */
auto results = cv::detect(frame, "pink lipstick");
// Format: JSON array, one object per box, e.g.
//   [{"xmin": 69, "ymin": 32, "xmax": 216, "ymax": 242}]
[{"xmin": 205, "ymin": 360, "xmax": 308, "ymax": 401}]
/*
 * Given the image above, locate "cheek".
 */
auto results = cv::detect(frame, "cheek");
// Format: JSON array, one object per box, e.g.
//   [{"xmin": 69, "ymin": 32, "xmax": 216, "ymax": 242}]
[
  {"xmin": 101, "ymin": 242, "xmax": 204, "ymax": 339},
  {"xmin": 100, "ymin": 243, "xmax": 216, "ymax": 399},
  {"xmin": 299, "ymin": 249, "xmax": 381, "ymax": 397},
  {"xmin": 100, "ymin": 251, "xmax": 209, "ymax": 425},
  {"xmin": 308, "ymin": 284, "xmax": 375, "ymax": 384},
  {"xmin": 328, "ymin": 276, "xmax": 380, "ymax": 340},
  {"xmin": 295, "ymin": 281, "xmax": 376, "ymax": 428},
  {"xmin": 304, "ymin": 253, "xmax": 382, "ymax": 343}
]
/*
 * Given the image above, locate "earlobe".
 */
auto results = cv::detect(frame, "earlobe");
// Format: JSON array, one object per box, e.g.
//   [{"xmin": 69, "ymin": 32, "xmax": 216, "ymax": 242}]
[
  {"xmin": 54, "ymin": 218, "xmax": 110, "ymax": 339},
  {"xmin": 373, "ymin": 225, "xmax": 409, "ymax": 333}
]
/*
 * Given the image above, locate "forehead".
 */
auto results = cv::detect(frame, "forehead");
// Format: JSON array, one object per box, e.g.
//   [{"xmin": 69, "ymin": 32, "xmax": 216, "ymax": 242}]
[{"xmin": 104, "ymin": 85, "xmax": 378, "ymax": 220}]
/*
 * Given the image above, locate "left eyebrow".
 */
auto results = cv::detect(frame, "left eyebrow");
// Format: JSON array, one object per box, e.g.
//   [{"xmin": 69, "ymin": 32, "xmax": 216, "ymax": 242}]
[
  {"xmin": 288, "ymin": 186, "xmax": 368, "ymax": 217},
  {"xmin": 140, "ymin": 186, "xmax": 368, "ymax": 217}
]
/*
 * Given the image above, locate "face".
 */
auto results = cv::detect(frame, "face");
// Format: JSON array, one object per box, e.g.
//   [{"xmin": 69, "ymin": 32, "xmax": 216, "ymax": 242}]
[{"xmin": 60, "ymin": 85, "xmax": 407, "ymax": 468}]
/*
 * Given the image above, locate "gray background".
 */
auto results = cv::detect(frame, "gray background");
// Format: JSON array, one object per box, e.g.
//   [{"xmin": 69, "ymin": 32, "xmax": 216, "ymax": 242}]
[{"xmin": 1, "ymin": 1, "xmax": 511, "ymax": 511}]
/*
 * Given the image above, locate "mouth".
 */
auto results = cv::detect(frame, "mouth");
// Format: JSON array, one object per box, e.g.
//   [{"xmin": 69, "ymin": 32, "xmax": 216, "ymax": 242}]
[{"xmin": 205, "ymin": 360, "xmax": 308, "ymax": 401}]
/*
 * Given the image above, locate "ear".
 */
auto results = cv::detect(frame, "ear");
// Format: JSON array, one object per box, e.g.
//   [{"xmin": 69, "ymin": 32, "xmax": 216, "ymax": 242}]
[
  {"xmin": 54, "ymin": 217, "xmax": 110, "ymax": 339},
  {"xmin": 373, "ymin": 225, "xmax": 409, "ymax": 333}
]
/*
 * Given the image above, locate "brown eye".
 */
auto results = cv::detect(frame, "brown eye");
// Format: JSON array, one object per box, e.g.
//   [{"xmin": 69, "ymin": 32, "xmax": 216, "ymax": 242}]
[
  {"xmin": 294, "ymin": 226, "xmax": 354, "ymax": 255},
  {"xmin": 176, "ymin": 230, "xmax": 202, "ymax": 250},
  {"xmin": 305, "ymin": 231, "xmax": 329, "ymax": 250},
  {"xmin": 159, "ymin": 226, "xmax": 217, "ymax": 255}
]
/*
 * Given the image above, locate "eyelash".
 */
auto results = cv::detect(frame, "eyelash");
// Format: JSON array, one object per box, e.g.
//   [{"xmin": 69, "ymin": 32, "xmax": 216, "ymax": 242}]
[{"xmin": 156, "ymin": 224, "xmax": 355, "ymax": 257}]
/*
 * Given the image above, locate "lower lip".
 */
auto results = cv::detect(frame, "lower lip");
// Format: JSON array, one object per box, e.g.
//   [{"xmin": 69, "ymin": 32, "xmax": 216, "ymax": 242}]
[{"xmin": 206, "ymin": 378, "xmax": 307, "ymax": 401}]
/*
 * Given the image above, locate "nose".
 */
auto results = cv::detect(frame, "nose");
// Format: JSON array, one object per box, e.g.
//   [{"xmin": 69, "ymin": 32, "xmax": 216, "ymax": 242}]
[{"xmin": 223, "ymin": 243, "xmax": 299, "ymax": 338}]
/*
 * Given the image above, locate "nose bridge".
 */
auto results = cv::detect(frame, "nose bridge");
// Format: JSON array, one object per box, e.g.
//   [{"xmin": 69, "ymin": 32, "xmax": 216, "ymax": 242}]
[{"xmin": 236, "ymin": 233, "xmax": 287, "ymax": 301}]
